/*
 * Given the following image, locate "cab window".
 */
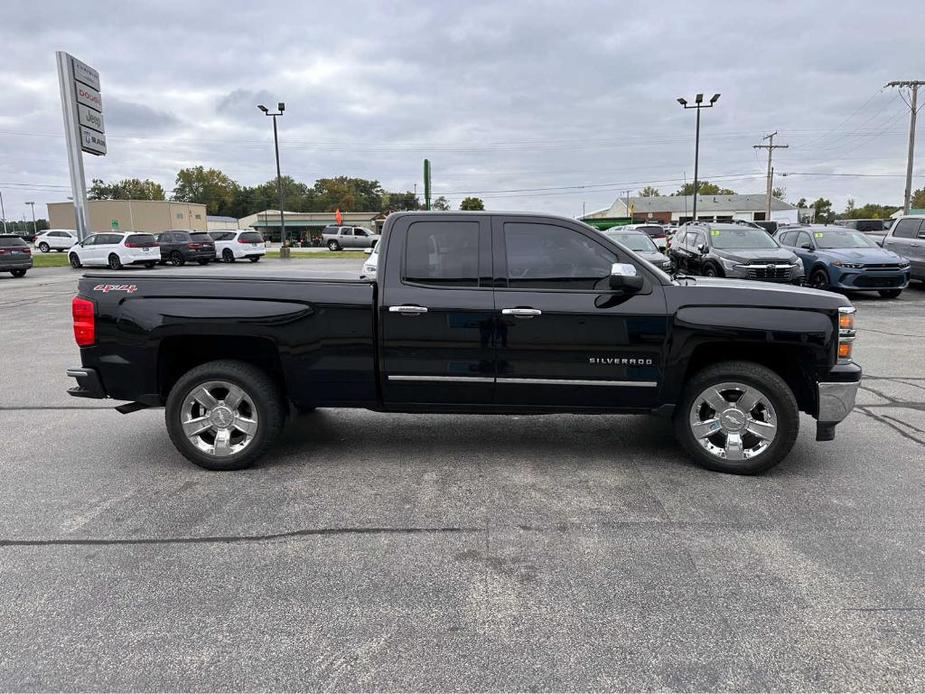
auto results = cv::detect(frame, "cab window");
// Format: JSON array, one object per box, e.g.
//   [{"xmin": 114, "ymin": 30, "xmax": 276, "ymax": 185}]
[
  {"xmin": 504, "ymin": 222, "xmax": 615, "ymax": 290},
  {"xmin": 404, "ymin": 220, "xmax": 479, "ymax": 287}
]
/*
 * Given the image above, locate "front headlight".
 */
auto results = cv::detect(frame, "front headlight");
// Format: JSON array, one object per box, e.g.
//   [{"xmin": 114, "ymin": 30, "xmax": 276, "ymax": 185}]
[
  {"xmin": 832, "ymin": 261, "xmax": 864, "ymax": 269},
  {"xmin": 718, "ymin": 256, "xmax": 738, "ymax": 270},
  {"xmin": 898, "ymin": 259, "xmax": 911, "ymax": 268}
]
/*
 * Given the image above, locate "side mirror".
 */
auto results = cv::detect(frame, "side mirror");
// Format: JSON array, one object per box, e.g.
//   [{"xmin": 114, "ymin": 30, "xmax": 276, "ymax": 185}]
[
  {"xmin": 609, "ymin": 263, "xmax": 644, "ymax": 292},
  {"xmin": 800, "ymin": 242, "xmax": 814, "ymax": 250}
]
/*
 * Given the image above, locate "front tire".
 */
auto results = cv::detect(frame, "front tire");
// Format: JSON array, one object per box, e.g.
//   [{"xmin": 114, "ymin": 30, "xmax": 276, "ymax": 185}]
[
  {"xmin": 222, "ymin": 248, "xmax": 235, "ymax": 263},
  {"xmin": 165, "ymin": 360, "xmax": 284, "ymax": 471},
  {"xmin": 170, "ymin": 251, "xmax": 185, "ymax": 266},
  {"xmin": 673, "ymin": 360, "xmax": 799, "ymax": 475},
  {"xmin": 809, "ymin": 267, "xmax": 830, "ymax": 291},
  {"xmin": 108, "ymin": 253, "xmax": 122, "ymax": 270},
  {"xmin": 878, "ymin": 288, "xmax": 902, "ymax": 298},
  {"xmin": 38, "ymin": 242, "xmax": 50, "ymax": 253},
  {"xmin": 702, "ymin": 262, "xmax": 722, "ymax": 278},
  {"xmin": 69, "ymin": 253, "xmax": 82, "ymax": 269}
]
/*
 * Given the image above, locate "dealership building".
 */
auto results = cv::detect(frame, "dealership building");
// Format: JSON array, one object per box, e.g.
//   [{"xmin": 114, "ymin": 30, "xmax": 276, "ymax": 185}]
[
  {"xmin": 239, "ymin": 210, "xmax": 387, "ymax": 243},
  {"xmin": 47, "ymin": 200, "xmax": 208, "ymax": 233},
  {"xmin": 583, "ymin": 193, "xmax": 800, "ymax": 226}
]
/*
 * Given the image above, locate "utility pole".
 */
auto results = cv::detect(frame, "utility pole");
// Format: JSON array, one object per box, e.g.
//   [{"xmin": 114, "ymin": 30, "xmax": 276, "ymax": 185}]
[
  {"xmin": 0, "ymin": 190, "xmax": 7, "ymax": 233},
  {"xmin": 885, "ymin": 80, "xmax": 924, "ymax": 214},
  {"xmin": 25, "ymin": 201, "xmax": 36, "ymax": 236},
  {"xmin": 753, "ymin": 131, "xmax": 788, "ymax": 222}
]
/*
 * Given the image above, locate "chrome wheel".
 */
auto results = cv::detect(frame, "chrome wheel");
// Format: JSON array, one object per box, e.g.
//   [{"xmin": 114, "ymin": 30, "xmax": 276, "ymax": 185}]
[
  {"xmin": 688, "ymin": 381, "xmax": 777, "ymax": 461},
  {"xmin": 180, "ymin": 380, "xmax": 259, "ymax": 457}
]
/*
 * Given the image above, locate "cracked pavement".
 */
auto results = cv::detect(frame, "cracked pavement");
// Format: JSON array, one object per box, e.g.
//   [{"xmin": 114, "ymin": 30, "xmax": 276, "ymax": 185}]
[{"xmin": 0, "ymin": 265, "xmax": 923, "ymax": 691}]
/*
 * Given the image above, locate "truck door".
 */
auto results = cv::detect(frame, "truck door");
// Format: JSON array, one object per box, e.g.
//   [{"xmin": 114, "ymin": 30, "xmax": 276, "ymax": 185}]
[
  {"xmin": 492, "ymin": 216, "xmax": 667, "ymax": 409},
  {"xmin": 379, "ymin": 215, "xmax": 495, "ymax": 406}
]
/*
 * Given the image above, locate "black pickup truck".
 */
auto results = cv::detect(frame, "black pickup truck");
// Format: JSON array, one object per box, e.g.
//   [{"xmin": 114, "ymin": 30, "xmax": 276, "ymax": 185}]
[{"xmin": 67, "ymin": 212, "xmax": 861, "ymax": 475}]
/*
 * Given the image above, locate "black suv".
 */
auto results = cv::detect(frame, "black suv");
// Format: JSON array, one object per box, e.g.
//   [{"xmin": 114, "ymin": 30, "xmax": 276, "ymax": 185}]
[
  {"xmin": 670, "ymin": 222, "xmax": 805, "ymax": 283},
  {"xmin": 0, "ymin": 234, "xmax": 33, "ymax": 277},
  {"xmin": 154, "ymin": 230, "xmax": 216, "ymax": 265}
]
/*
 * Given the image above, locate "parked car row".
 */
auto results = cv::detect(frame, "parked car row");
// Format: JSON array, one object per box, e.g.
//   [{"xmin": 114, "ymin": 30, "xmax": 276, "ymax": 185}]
[{"xmin": 60, "ymin": 229, "xmax": 267, "ymax": 270}]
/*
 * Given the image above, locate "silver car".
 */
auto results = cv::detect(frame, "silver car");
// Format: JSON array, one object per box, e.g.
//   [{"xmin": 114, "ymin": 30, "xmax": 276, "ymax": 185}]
[
  {"xmin": 603, "ymin": 229, "xmax": 673, "ymax": 272},
  {"xmin": 321, "ymin": 225, "xmax": 381, "ymax": 251}
]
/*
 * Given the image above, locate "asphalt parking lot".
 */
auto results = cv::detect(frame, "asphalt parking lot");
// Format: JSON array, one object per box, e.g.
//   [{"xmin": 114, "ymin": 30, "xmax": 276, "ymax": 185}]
[{"xmin": 1, "ymin": 263, "xmax": 923, "ymax": 691}]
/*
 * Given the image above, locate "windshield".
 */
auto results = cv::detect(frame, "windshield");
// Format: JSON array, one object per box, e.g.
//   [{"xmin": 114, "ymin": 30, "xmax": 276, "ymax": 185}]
[
  {"xmin": 813, "ymin": 229, "xmax": 879, "ymax": 249},
  {"xmin": 710, "ymin": 228, "xmax": 779, "ymax": 250},
  {"xmin": 636, "ymin": 225, "xmax": 666, "ymax": 238},
  {"xmin": 605, "ymin": 231, "xmax": 658, "ymax": 252}
]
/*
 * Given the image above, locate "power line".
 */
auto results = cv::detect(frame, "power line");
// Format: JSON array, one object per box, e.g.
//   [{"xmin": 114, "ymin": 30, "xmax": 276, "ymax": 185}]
[{"xmin": 753, "ymin": 132, "xmax": 789, "ymax": 220}]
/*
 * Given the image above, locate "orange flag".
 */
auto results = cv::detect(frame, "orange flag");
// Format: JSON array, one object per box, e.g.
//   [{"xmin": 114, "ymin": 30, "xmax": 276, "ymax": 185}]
[{"xmin": 335, "ymin": 208, "xmax": 343, "ymax": 225}]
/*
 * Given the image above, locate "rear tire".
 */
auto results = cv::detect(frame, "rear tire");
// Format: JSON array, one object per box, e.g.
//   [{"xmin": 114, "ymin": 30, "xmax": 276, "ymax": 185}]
[
  {"xmin": 197, "ymin": 259, "xmax": 210, "ymax": 265},
  {"xmin": 69, "ymin": 253, "xmax": 82, "ymax": 269},
  {"xmin": 878, "ymin": 288, "xmax": 902, "ymax": 298},
  {"xmin": 38, "ymin": 242, "xmax": 50, "ymax": 253},
  {"xmin": 327, "ymin": 240, "xmax": 341, "ymax": 251},
  {"xmin": 10, "ymin": 269, "xmax": 27, "ymax": 278},
  {"xmin": 108, "ymin": 253, "xmax": 122, "ymax": 270},
  {"xmin": 673, "ymin": 360, "xmax": 799, "ymax": 475},
  {"xmin": 222, "ymin": 248, "xmax": 235, "ymax": 263},
  {"xmin": 165, "ymin": 360, "xmax": 284, "ymax": 471}
]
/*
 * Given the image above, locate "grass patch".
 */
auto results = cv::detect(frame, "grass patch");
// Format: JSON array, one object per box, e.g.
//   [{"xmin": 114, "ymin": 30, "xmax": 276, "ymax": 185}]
[
  {"xmin": 31, "ymin": 253, "xmax": 73, "ymax": 268},
  {"xmin": 265, "ymin": 250, "xmax": 366, "ymax": 260}
]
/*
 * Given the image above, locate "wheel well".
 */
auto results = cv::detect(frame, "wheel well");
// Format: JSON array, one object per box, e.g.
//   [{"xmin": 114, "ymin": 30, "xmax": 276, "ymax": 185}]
[
  {"xmin": 158, "ymin": 335, "xmax": 285, "ymax": 401},
  {"xmin": 682, "ymin": 343, "xmax": 816, "ymax": 413}
]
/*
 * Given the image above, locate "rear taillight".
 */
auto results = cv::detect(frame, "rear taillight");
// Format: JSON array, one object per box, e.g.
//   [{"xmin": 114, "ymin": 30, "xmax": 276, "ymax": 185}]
[
  {"xmin": 187, "ymin": 243, "xmax": 199, "ymax": 249},
  {"xmin": 0, "ymin": 249, "xmax": 9, "ymax": 256},
  {"xmin": 72, "ymin": 297, "xmax": 96, "ymax": 347}
]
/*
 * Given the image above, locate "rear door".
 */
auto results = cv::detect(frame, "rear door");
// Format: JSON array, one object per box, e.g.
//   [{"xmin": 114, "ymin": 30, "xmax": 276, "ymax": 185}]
[
  {"xmin": 379, "ymin": 215, "xmax": 495, "ymax": 406},
  {"xmin": 492, "ymin": 216, "xmax": 667, "ymax": 409},
  {"xmin": 883, "ymin": 218, "xmax": 925, "ymax": 278}
]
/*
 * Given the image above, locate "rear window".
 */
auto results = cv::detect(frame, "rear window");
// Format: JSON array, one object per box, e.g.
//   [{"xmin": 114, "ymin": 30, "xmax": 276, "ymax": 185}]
[
  {"xmin": 854, "ymin": 220, "xmax": 887, "ymax": 232},
  {"xmin": 211, "ymin": 231, "xmax": 235, "ymax": 241},
  {"xmin": 0, "ymin": 236, "xmax": 27, "ymax": 247},
  {"xmin": 126, "ymin": 234, "xmax": 157, "ymax": 246},
  {"xmin": 239, "ymin": 232, "xmax": 264, "ymax": 243},
  {"xmin": 637, "ymin": 225, "xmax": 666, "ymax": 238},
  {"xmin": 190, "ymin": 233, "xmax": 212, "ymax": 242}
]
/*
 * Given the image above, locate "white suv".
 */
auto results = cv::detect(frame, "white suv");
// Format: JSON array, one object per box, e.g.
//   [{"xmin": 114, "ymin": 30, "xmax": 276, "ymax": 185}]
[
  {"xmin": 34, "ymin": 229, "xmax": 78, "ymax": 253},
  {"xmin": 68, "ymin": 232, "xmax": 160, "ymax": 270},
  {"xmin": 209, "ymin": 230, "xmax": 267, "ymax": 263}
]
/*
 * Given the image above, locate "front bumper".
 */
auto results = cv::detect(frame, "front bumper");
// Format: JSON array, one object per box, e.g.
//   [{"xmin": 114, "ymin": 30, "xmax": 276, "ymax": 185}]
[
  {"xmin": 815, "ymin": 363, "xmax": 862, "ymax": 440},
  {"xmin": 67, "ymin": 367, "xmax": 107, "ymax": 399},
  {"xmin": 831, "ymin": 268, "xmax": 911, "ymax": 291}
]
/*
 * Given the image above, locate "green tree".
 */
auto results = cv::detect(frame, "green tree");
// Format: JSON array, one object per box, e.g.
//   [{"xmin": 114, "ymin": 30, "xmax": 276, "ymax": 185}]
[
  {"xmin": 795, "ymin": 198, "xmax": 808, "ymax": 208},
  {"xmin": 172, "ymin": 166, "xmax": 238, "ymax": 215},
  {"xmin": 431, "ymin": 195, "xmax": 451, "ymax": 211},
  {"xmin": 89, "ymin": 177, "xmax": 165, "ymax": 200},
  {"xmin": 382, "ymin": 191, "xmax": 422, "ymax": 211},
  {"xmin": 673, "ymin": 181, "xmax": 735, "ymax": 196},
  {"xmin": 639, "ymin": 185, "xmax": 661, "ymax": 197},
  {"xmin": 309, "ymin": 177, "xmax": 384, "ymax": 212},
  {"xmin": 459, "ymin": 196, "xmax": 485, "ymax": 210},
  {"xmin": 911, "ymin": 187, "xmax": 925, "ymax": 209},
  {"xmin": 812, "ymin": 197, "xmax": 834, "ymax": 224}
]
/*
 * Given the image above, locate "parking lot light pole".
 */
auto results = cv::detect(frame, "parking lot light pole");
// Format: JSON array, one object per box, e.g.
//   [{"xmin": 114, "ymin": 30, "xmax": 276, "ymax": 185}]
[
  {"xmin": 677, "ymin": 93, "xmax": 720, "ymax": 222},
  {"xmin": 25, "ymin": 201, "xmax": 36, "ymax": 236},
  {"xmin": 258, "ymin": 102, "xmax": 288, "ymax": 254},
  {"xmin": 0, "ymin": 190, "xmax": 7, "ymax": 233}
]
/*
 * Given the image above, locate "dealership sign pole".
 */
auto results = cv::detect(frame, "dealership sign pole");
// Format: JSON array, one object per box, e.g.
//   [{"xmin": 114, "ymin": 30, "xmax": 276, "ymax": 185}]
[{"xmin": 56, "ymin": 52, "xmax": 106, "ymax": 241}]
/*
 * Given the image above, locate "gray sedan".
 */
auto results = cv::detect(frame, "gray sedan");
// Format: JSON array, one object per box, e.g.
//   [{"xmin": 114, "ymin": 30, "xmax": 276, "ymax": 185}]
[{"xmin": 603, "ymin": 229, "xmax": 673, "ymax": 271}]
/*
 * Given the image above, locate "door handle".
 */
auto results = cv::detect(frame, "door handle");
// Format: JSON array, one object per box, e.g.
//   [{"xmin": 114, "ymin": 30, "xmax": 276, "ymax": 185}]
[
  {"xmin": 388, "ymin": 305, "xmax": 428, "ymax": 315},
  {"xmin": 501, "ymin": 308, "xmax": 542, "ymax": 318}
]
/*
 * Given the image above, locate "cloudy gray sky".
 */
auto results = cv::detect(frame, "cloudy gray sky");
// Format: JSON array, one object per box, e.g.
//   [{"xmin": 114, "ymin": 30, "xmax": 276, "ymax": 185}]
[{"xmin": 1, "ymin": 0, "xmax": 923, "ymax": 221}]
